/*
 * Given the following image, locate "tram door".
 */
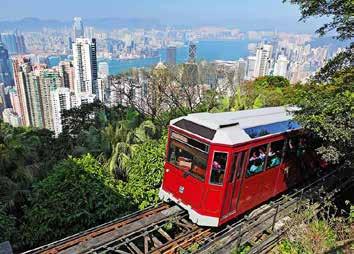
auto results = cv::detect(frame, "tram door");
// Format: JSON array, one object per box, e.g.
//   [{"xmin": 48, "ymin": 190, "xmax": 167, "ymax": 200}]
[{"xmin": 221, "ymin": 152, "xmax": 245, "ymax": 217}]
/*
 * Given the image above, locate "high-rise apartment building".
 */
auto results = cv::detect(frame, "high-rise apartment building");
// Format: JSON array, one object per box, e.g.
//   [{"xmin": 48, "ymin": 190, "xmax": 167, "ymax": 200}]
[
  {"xmin": 12, "ymin": 57, "xmax": 32, "ymax": 126},
  {"xmin": 8, "ymin": 87, "xmax": 21, "ymax": 118},
  {"xmin": 254, "ymin": 44, "xmax": 272, "ymax": 78},
  {"xmin": 12, "ymin": 59, "xmax": 61, "ymax": 130},
  {"xmin": 72, "ymin": 38, "xmax": 98, "ymax": 96},
  {"xmin": 73, "ymin": 17, "xmax": 84, "ymax": 40},
  {"xmin": 0, "ymin": 83, "xmax": 6, "ymax": 109},
  {"xmin": 51, "ymin": 87, "xmax": 71, "ymax": 135},
  {"xmin": 273, "ymin": 55, "xmax": 289, "ymax": 78},
  {"xmin": 38, "ymin": 70, "xmax": 61, "ymax": 130},
  {"xmin": 166, "ymin": 46, "xmax": 177, "ymax": 65},
  {"xmin": 58, "ymin": 61, "xmax": 75, "ymax": 91},
  {"xmin": 246, "ymin": 56, "xmax": 257, "ymax": 79},
  {"xmin": 26, "ymin": 71, "xmax": 43, "ymax": 128}
]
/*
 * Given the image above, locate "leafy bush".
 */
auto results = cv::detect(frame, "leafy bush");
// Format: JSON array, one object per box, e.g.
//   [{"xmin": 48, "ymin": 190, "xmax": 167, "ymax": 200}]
[
  {"xmin": 125, "ymin": 136, "xmax": 166, "ymax": 209},
  {"xmin": 20, "ymin": 154, "xmax": 134, "ymax": 248},
  {"xmin": 0, "ymin": 205, "xmax": 17, "ymax": 243}
]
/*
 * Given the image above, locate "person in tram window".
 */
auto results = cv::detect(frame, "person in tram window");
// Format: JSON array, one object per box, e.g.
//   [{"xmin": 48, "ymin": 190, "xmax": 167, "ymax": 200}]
[
  {"xmin": 258, "ymin": 147, "xmax": 266, "ymax": 160},
  {"xmin": 212, "ymin": 160, "xmax": 221, "ymax": 170},
  {"xmin": 268, "ymin": 146, "xmax": 281, "ymax": 167},
  {"xmin": 250, "ymin": 151, "xmax": 258, "ymax": 161},
  {"xmin": 211, "ymin": 154, "xmax": 226, "ymax": 184},
  {"xmin": 249, "ymin": 158, "xmax": 263, "ymax": 175}
]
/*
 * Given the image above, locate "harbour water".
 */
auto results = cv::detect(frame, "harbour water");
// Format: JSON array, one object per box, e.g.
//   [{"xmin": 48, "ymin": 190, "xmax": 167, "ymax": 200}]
[
  {"xmin": 49, "ymin": 39, "xmax": 249, "ymax": 74},
  {"xmin": 103, "ymin": 39, "xmax": 250, "ymax": 75},
  {"xmin": 47, "ymin": 37, "xmax": 349, "ymax": 75}
]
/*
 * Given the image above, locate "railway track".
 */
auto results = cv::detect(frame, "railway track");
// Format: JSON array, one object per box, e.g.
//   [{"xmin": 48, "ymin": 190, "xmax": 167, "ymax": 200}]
[
  {"xmin": 196, "ymin": 166, "xmax": 353, "ymax": 254},
  {"xmin": 23, "ymin": 167, "xmax": 353, "ymax": 254}
]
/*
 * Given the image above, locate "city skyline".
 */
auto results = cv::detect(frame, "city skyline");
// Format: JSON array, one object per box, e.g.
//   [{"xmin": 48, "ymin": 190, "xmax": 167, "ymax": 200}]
[{"xmin": 0, "ymin": 0, "xmax": 329, "ymax": 32}]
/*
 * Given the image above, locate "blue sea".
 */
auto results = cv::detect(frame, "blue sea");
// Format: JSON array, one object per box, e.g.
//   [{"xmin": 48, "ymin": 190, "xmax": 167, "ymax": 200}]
[
  {"xmin": 104, "ymin": 40, "xmax": 250, "ymax": 74},
  {"xmin": 48, "ymin": 40, "xmax": 250, "ymax": 75},
  {"xmin": 47, "ymin": 38, "xmax": 349, "ymax": 75}
]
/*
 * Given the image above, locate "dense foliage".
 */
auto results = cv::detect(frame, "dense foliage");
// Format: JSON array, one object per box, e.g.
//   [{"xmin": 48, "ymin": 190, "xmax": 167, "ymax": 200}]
[
  {"xmin": 19, "ymin": 155, "xmax": 134, "ymax": 248},
  {"xmin": 125, "ymin": 136, "xmax": 167, "ymax": 209},
  {"xmin": 294, "ymin": 79, "xmax": 353, "ymax": 164}
]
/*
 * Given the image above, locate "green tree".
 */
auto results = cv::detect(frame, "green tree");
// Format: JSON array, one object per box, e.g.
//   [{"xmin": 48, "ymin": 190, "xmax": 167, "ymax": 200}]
[
  {"xmin": 0, "ymin": 121, "xmax": 58, "ymax": 210},
  {"xmin": 20, "ymin": 154, "xmax": 134, "ymax": 249},
  {"xmin": 125, "ymin": 136, "xmax": 166, "ymax": 209},
  {"xmin": 253, "ymin": 76, "xmax": 290, "ymax": 88},
  {"xmin": 294, "ymin": 79, "xmax": 353, "ymax": 164}
]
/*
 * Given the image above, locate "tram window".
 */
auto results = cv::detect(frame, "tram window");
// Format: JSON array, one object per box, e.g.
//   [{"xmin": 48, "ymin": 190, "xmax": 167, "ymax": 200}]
[
  {"xmin": 246, "ymin": 145, "xmax": 267, "ymax": 177},
  {"xmin": 168, "ymin": 140, "xmax": 207, "ymax": 180},
  {"xmin": 210, "ymin": 152, "xmax": 228, "ymax": 185},
  {"xmin": 266, "ymin": 140, "xmax": 285, "ymax": 169}
]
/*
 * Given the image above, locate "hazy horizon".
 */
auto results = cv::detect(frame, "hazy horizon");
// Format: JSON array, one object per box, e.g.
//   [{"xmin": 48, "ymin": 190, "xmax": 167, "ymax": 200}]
[{"xmin": 0, "ymin": 0, "xmax": 329, "ymax": 33}]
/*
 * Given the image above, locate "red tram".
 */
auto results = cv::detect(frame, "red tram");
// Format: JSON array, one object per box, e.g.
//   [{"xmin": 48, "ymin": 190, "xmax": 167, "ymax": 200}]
[{"xmin": 159, "ymin": 106, "xmax": 320, "ymax": 227}]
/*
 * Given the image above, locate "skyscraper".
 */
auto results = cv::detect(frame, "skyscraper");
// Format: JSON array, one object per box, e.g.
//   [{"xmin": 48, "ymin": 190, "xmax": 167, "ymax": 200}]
[
  {"xmin": 12, "ymin": 57, "xmax": 32, "ymax": 126},
  {"xmin": 0, "ymin": 32, "xmax": 26, "ymax": 55},
  {"xmin": 246, "ymin": 56, "xmax": 257, "ymax": 80},
  {"xmin": 73, "ymin": 17, "xmax": 84, "ymax": 40},
  {"xmin": 38, "ymin": 70, "xmax": 61, "ymax": 130},
  {"xmin": 51, "ymin": 87, "xmax": 71, "ymax": 135},
  {"xmin": 188, "ymin": 43, "xmax": 197, "ymax": 63},
  {"xmin": 254, "ymin": 44, "xmax": 273, "ymax": 78},
  {"xmin": 26, "ymin": 70, "xmax": 43, "ymax": 128},
  {"xmin": 273, "ymin": 55, "xmax": 289, "ymax": 78},
  {"xmin": 166, "ymin": 46, "xmax": 177, "ymax": 65},
  {"xmin": 58, "ymin": 61, "xmax": 75, "ymax": 91},
  {"xmin": 8, "ymin": 86, "xmax": 21, "ymax": 118},
  {"xmin": 72, "ymin": 38, "xmax": 98, "ymax": 96},
  {"xmin": 0, "ymin": 83, "xmax": 6, "ymax": 109},
  {"xmin": 0, "ymin": 42, "xmax": 13, "ymax": 86}
]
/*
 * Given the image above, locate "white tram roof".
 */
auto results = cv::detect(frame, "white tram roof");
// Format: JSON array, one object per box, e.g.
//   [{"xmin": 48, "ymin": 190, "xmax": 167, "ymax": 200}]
[{"xmin": 170, "ymin": 106, "xmax": 301, "ymax": 145}]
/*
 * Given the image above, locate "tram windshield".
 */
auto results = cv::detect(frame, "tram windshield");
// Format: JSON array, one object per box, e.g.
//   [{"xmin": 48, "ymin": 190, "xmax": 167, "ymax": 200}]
[{"xmin": 168, "ymin": 132, "xmax": 208, "ymax": 181}]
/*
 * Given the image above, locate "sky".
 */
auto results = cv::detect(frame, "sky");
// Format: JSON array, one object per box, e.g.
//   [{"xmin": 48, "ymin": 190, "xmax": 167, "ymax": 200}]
[{"xmin": 0, "ymin": 0, "xmax": 327, "ymax": 32}]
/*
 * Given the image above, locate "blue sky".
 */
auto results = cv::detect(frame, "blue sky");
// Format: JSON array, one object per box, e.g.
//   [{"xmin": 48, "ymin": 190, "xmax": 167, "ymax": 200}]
[{"xmin": 0, "ymin": 0, "xmax": 327, "ymax": 32}]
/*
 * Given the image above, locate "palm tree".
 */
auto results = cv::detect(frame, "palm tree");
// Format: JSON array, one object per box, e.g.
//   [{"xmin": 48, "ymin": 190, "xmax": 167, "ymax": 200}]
[{"xmin": 102, "ymin": 120, "xmax": 157, "ymax": 180}]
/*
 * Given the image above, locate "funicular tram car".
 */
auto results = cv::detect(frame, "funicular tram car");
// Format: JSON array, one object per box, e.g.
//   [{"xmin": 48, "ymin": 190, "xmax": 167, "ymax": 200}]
[{"xmin": 159, "ymin": 106, "xmax": 320, "ymax": 227}]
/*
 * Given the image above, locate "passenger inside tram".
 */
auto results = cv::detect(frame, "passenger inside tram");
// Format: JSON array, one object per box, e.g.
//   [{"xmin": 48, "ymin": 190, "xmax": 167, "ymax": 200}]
[
  {"xmin": 266, "ymin": 141, "xmax": 284, "ymax": 168},
  {"xmin": 210, "ymin": 153, "xmax": 227, "ymax": 185},
  {"xmin": 247, "ymin": 145, "xmax": 267, "ymax": 176}
]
